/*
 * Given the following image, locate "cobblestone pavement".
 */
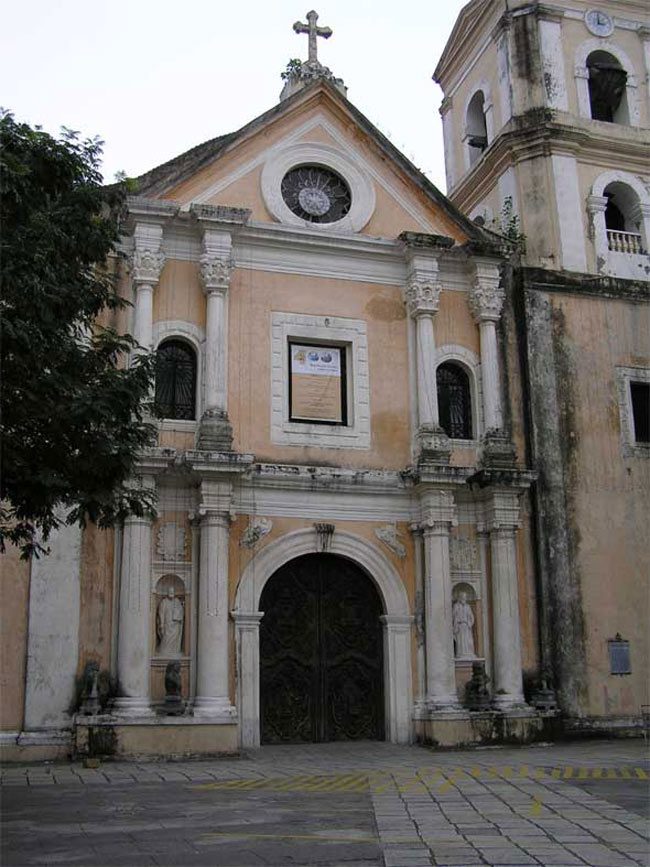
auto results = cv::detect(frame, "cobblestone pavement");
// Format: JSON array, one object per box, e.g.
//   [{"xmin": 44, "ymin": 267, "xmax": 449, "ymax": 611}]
[{"xmin": 1, "ymin": 739, "xmax": 648, "ymax": 866}]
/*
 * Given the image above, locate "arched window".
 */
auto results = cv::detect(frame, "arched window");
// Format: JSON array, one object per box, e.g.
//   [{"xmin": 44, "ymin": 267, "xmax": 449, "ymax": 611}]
[
  {"xmin": 437, "ymin": 362, "xmax": 473, "ymax": 440},
  {"xmin": 587, "ymin": 51, "xmax": 628, "ymax": 123},
  {"xmin": 155, "ymin": 339, "xmax": 197, "ymax": 420},
  {"xmin": 603, "ymin": 182, "xmax": 644, "ymax": 254},
  {"xmin": 466, "ymin": 91, "xmax": 488, "ymax": 167}
]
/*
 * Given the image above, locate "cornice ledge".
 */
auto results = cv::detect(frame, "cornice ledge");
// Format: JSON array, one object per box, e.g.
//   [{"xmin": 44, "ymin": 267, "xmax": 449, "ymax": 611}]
[
  {"xmin": 135, "ymin": 446, "xmax": 179, "ymax": 474},
  {"xmin": 126, "ymin": 197, "xmax": 180, "ymax": 220},
  {"xmin": 189, "ymin": 203, "xmax": 251, "ymax": 226},
  {"xmin": 398, "ymin": 231, "xmax": 456, "ymax": 252},
  {"xmin": 410, "ymin": 464, "xmax": 475, "ymax": 487},
  {"xmin": 465, "ymin": 467, "xmax": 537, "ymax": 491},
  {"xmin": 248, "ymin": 463, "xmax": 414, "ymax": 493},
  {"xmin": 242, "ymin": 220, "xmax": 402, "ymax": 256},
  {"xmin": 184, "ymin": 451, "xmax": 255, "ymax": 477}
]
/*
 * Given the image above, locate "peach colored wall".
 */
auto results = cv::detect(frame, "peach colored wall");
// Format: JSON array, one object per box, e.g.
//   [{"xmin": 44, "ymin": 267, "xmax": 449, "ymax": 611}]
[
  {"xmin": 228, "ymin": 270, "xmax": 413, "ymax": 468},
  {"xmin": 0, "ymin": 550, "xmax": 30, "ymax": 730},
  {"xmin": 549, "ymin": 293, "xmax": 650, "ymax": 715},
  {"xmin": 77, "ymin": 527, "xmax": 116, "ymax": 675},
  {"xmin": 153, "ymin": 260, "xmax": 205, "ymax": 331}
]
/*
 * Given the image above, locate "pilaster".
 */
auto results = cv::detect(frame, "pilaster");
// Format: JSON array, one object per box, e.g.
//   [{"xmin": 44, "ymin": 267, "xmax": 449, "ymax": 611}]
[
  {"xmin": 231, "ymin": 612, "xmax": 264, "ymax": 749},
  {"xmin": 380, "ymin": 615, "xmax": 414, "ymax": 744}
]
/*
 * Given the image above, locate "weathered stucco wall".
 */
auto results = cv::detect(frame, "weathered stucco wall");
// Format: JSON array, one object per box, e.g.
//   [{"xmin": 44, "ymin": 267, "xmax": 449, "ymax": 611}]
[
  {"xmin": 521, "ymin": 271, "xmax": 649, "ymax": 718},
  {"xmin": 0, "ymin": 548, "xmax": 30, "ymax": 731}
]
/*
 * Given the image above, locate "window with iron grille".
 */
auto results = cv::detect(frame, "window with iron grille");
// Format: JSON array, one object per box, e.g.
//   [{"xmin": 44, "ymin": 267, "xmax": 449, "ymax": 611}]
[
  {"xmin": 155, "ymin": 339, "xmax": 197, "ymax": 420},
  {"xmin": 437, "ymin": 362, "xmax": 473, "ymax": 440}
]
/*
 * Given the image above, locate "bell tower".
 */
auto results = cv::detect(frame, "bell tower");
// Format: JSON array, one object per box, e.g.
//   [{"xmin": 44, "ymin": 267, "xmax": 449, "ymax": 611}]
[{"xmin": 434, "ymin": 0, "xmax": 650, "ymax": 281}]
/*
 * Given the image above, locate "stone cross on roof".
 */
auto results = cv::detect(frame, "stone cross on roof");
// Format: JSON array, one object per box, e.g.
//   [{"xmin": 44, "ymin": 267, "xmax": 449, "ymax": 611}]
[{"xmin": 293, "ymin": 10, "xmax": 332, "ymax": 64}]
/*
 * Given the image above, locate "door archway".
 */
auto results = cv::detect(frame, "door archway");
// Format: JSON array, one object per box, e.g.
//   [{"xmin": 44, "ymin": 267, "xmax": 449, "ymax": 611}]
[
  {"xmin": 259, "ymin": 554, "xmax": 384, "ymax": 744},
  {"xmin": 232, "ymin": 528, "xmax": 413, "ymax": 748}
]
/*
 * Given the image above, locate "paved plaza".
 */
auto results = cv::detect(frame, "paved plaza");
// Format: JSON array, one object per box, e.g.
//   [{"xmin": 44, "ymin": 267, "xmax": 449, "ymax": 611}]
[{"xmin": 1, "ymin": 739, "xmax": 648, "ymax": 866}]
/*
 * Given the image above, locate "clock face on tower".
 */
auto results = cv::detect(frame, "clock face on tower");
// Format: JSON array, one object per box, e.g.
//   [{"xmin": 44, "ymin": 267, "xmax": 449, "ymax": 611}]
[
  {"xmin": 281, "ymin": 165, "xmax": 352, "ymax": 223},
  {"xmin": 585, "ymin": 9, "xmax": 614, "ymax": 37}
]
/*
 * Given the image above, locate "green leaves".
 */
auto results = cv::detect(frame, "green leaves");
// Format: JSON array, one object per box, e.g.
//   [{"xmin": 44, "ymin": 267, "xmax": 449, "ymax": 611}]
[{"xmin": 0, "ymin": 112, "xmax": 157, "ymax": 558}]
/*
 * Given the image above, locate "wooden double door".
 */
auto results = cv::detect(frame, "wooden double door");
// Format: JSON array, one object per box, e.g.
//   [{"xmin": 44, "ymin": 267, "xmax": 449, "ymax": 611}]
[{"xmin": 260, "ymin": 554, "xmax": 384, "ymax": 744}]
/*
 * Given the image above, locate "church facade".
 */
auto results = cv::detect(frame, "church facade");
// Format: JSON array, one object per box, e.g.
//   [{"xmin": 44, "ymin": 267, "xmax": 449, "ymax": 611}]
[{"xmin": 2, "ymin": 3, "xmax": 647, "ymax": 760}]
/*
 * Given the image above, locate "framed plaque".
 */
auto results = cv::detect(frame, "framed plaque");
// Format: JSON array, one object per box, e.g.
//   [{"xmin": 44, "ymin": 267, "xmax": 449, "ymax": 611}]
[
  {"xmin": 289, "ymin": 342, "xmax": 347, "ymax": 424},
  {"xmin": 608, "ymin": 634, "xmax": 631, "ymax": 675}
]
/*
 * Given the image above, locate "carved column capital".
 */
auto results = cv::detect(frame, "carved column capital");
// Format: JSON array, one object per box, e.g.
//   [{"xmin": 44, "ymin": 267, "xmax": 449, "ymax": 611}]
[
  {"xmin": 482, "ymin": 489, "xmax": 521, "ymax": 534},
  {"xmin": 129, "ymin": 247, "xmax": 165, "ymax": 287},
  {"xmin": 404, "ymin": 280, "xmax": 441, "ymax": 318},
  {"xmin": 419, "ymin": 490, "xmax": 458, "ymax": 535},
  {"xmin": 199, "ymin": 254, "xmax": 234, "ymax": 294},
  {"xmin": 469, "ymin": 261, "xmax": 504, "ymax": 323}
]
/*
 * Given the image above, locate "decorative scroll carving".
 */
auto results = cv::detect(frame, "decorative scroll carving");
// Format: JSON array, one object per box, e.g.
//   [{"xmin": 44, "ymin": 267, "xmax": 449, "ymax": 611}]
[
  {"xmin": 240, "ymin": 517, "xmax": 273, "ymax": 549},
  {"xmin": 314, "ymin": 522, "xmax": 335, "ymax": 552},
  {"xmin": 156, "ymin": 523, "xmax": 187, "ymax": 561},
  {"xmin": 199, "ymin": 254, "xmax": 233, "ymax": 292},
  {"xmin": 375, "ymin": 524, "xmax": 406, "ymax": 559},
  {"xmin": 129, "ymin": 248, "xmax": 165, "ymax": 285},
  {"xmin": 449, "ymin": 535, "xmax": 480, "ymax": 573}
]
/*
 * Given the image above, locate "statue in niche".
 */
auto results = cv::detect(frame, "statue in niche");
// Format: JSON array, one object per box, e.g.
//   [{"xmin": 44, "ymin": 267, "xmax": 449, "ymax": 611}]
[
  {"xmin": 156, "ymin": 587, "xmax": 184, "ymax": 656},
  {"xmin": 452, "ymin": 591, "xmax": 476, "ymax": 659}
]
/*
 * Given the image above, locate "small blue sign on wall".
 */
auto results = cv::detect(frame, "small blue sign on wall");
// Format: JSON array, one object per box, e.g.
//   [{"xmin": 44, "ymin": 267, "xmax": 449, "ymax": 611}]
[{"xmin": 608, "ymin": 634, "xmax": 631, "ymax": 676}]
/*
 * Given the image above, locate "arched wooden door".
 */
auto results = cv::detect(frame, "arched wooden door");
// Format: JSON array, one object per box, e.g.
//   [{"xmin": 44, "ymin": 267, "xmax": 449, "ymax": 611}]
[{"xmin": 259, "ymin": 553, "xmax": 384, "ymax": 744}]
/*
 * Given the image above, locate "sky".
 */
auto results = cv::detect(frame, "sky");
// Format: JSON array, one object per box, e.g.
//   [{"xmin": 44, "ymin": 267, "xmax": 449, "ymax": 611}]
[{"xmin": 1, "ymin": 1, "xmax": 468, "ymax": 193}]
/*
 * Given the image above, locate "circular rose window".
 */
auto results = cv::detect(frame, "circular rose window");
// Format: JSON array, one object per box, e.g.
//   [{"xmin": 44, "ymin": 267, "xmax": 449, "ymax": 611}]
[{"xmin": 281, "ymin": 165, "xmax": 352, "ymax": 224}]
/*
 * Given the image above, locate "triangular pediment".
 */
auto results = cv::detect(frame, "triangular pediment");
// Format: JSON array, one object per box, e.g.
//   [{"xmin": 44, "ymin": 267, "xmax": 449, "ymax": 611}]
[{"xmin": 134, "ymin": 81, "xmax": 491, "ymax": 245}]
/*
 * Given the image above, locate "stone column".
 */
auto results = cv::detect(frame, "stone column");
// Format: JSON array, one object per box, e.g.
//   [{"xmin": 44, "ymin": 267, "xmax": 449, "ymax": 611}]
[
  {"xmin": 130, "ymin": 223, "xmax": 165, "ymax": 355},
  {"xmin": 470, "ymin": 259, "xmax": 517, "ymax": 468},
  {"xmin": 587, "ymin": 195, "xmax": 609, "ymax": 272},
  {"xmin": 114, "ymin": 476, "xmax": 156, "ymax": 717},
  {"xmin": 193, "ymin": 478, "xmax": 236, "ymax": 719},
  {"xmin": 631, "ymin": 202, "xmax": 650, "ymax": 255},
  {"xmin": 485, "ymin": 491, "xmax": 526, "ymax": 709},
  {"xmin": 403, "ymin": 245, "xmax": 450, "ymax": 462},
  {"xmin": 419, "ymin": 489, "xmax": 462, "ymax": 712},
  {"xmin": 232, "ymin": 612, "xmax": 264, "ymax": 748},
  {"xmin": 470, "ymin": 260, "xmax": 504, "ymax": 432},
  {"xmin": 198, "ymin": 229, "xmax": 234, "ymax": 450}
]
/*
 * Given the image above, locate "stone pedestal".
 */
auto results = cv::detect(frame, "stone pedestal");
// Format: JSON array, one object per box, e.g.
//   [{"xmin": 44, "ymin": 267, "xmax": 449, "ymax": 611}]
[{"xmin": 197, "ymin": 409, "xmax": 234, "ymax": 451}]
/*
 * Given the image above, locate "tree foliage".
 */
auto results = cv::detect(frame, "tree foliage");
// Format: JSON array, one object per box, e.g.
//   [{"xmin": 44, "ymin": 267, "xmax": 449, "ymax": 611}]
[{"xmin": 0, "ymin": 112, "xmax": 157, "ymax": 558}]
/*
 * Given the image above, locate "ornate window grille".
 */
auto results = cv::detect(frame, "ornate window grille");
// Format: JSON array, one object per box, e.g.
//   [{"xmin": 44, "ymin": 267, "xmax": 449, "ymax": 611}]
[
  {"xmin": 155, "ymin": 339, "xmax": 197, "ymax": 420},
  {"xmin": 437, "ymin": 362, "xmax": 473, "ymax": 440}
]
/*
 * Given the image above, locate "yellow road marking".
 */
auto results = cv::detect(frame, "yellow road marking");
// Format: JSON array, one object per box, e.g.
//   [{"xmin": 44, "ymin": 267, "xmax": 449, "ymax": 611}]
[
  {"xmin": 530, "ymin": 797, "xmax": 543, "ymax": 817},
  {"xmin": 192, "ymin": 766, "xmax": 647, "ymax": 794}
]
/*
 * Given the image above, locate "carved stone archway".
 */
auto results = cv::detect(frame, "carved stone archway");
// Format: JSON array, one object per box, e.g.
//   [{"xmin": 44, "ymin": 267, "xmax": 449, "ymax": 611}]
[{"xmin": 232, "ymin": 529, "xmax": 413, "ymax": 748}]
